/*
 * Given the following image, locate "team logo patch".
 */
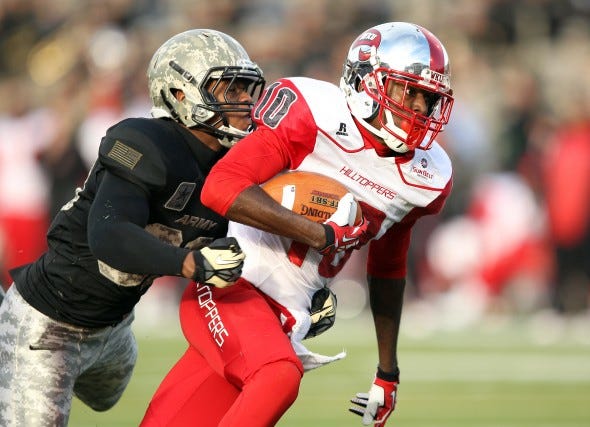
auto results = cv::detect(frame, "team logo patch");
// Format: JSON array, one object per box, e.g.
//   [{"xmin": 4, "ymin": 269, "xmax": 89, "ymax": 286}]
[
  {"xmin": 107, "ymin": 140, "xmax": 143, "ymax": 170},
  {"xmin": 165, "ymin": 182, "xmax": 196, "ymax": 211},
  {"xmin": 411, "ymin": 157, "xmax": 434, "ymax": 181}
]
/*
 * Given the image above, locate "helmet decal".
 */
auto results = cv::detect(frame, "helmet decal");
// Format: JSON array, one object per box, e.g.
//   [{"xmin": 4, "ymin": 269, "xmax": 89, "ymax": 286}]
[{"xmin": 352, "ymin": 29, "xmax": 382, "ymax": 62}]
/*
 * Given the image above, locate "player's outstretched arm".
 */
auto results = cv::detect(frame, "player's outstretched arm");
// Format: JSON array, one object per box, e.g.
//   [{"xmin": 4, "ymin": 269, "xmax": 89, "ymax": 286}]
[{"xmin": 348, "ymin": 276, "xmax": 405, "ymax": 426}]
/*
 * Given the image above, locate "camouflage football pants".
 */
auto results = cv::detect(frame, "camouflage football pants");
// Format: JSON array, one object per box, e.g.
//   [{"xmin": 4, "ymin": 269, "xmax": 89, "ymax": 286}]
[{"xmin": 0, "ymin": 285, "xmax": 137, "ymax": 426}]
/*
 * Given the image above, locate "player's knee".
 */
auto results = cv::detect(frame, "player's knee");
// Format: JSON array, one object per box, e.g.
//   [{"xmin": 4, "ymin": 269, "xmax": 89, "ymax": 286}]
[
  {"xmin": 260, "ymin": 360, "xmax": 302, "ymax": 405},
  {"xmin": 84, "ymin": 397, "xmax": 119, "ymax": 412},
  {"xmin": 76, "ymin": 390, "xmax": 123, "ymax": 412},
  {"xmin": 280, "ymin": 361, "xmax": 302, "ymax": 406}
]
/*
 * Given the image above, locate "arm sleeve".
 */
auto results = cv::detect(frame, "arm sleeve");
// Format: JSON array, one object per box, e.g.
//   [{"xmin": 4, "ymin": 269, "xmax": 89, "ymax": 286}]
[
  {"xmin": 88, "ymin": 171, "xmax": 189, "ymax": 276},
  {"xmin": 367, "ymin": 179, "xmax": 452, "ymax": 278},
  {"xmin": 367, "ymin": 219, "xmax": 414, "ymax": 279},
  {"xmin": 202, "ymin": 78, "xmax": 319, "ymax": 215},
  {"xmin": 201, "ymin": 128, "xmax": 292, "ymax": 215}
]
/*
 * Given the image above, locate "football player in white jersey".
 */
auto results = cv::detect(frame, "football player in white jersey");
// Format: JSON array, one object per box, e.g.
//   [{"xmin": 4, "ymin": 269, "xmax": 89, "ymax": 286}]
[{"xmin": 142, "ymin": 22, "xmax": 454, "ymax": 427}]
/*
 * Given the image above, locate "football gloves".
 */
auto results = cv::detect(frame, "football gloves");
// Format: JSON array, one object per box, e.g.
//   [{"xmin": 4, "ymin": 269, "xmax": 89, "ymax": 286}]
[
  {"xmin": 191, "ymin": 237, "xmax": 245, "ymax": 288},
  {"xmin": 304, "ymin": 287, "xmax": 337, "ymax": 339},
  {"xmin": 319, "ymin": 193, "xmax": 369, "ymax": 256},
  {"xmin": 350, "ymin": 368, "xmax": 400, "ymax": 426}
]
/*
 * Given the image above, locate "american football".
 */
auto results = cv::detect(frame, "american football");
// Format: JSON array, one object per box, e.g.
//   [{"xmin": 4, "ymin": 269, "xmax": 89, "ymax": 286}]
[{"xmin": 261, "ymin": 171, "xmax": 362, "ymax": 224}]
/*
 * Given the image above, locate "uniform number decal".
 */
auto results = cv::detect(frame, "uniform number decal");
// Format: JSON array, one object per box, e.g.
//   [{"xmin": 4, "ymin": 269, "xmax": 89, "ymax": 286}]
[
  {"xmin": 286, "ymin": 241, "xmax": 351, "ymax": 279},
  {"xmin": 253, "ymin": 82, "xmax": 298, "ymax": 128}
]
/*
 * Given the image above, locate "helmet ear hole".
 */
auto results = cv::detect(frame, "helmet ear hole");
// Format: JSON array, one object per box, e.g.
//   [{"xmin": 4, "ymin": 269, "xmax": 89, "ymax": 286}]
[{"xmin": 170, "ymin": 89, "xmax": 184, "ymax": 101}]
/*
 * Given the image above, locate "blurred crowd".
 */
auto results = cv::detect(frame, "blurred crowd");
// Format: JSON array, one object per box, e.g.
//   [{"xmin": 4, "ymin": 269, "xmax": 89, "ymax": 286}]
[{"xmin": 1, "ymin": 0, "xmax": 589, "ymax": 328}]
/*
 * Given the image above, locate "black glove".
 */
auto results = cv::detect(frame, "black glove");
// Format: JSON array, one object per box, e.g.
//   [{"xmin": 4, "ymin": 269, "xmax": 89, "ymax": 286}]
[
  {"xmin": 304, "ymin": 287, "xmax": 337, "ymax": 339},
  {"xmin": 191, "ymin": 237, "xmax": 245, "ymax": 288}
]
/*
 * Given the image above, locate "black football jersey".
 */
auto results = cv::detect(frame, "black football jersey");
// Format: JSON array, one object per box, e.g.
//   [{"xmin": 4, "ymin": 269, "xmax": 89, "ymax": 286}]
[{"xmin": 13, "ymin": 118, "xmax": 229, "ymax": 327}]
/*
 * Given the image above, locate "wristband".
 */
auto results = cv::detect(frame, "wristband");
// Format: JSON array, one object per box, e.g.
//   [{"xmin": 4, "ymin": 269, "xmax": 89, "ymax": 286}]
[
  {"xmin": 377, "ymin": 366, "xmax": 400, "ymax": 382},
  {"xmin": 321, "ymin": 223, "xmax": 335, "ymax": 248},
  {"xmin": 190, "ymin": 250, "xmax": 205, "ymax": 282}
]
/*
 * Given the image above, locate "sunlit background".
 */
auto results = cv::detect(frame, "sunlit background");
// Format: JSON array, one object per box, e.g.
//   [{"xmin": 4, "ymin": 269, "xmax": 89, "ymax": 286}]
[{"xmin": 1, "ymin": 1, "xmax": 589, "ymax": 424}]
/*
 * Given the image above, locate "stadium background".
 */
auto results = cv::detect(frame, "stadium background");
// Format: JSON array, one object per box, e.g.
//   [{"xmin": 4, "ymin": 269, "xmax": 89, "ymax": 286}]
[{"xmin": 1, "ymin": 0, "xmax": 589, "ymax": 425}]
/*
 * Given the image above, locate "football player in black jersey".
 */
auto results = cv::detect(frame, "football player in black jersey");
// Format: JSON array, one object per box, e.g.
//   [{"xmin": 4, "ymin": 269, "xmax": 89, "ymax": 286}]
[{"xmin": 0, "ymin": 29, "xmax": 264, "ymax": 426}]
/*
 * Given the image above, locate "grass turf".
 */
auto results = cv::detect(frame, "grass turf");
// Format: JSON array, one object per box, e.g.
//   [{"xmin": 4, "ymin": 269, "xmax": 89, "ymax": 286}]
[{"xmin": 69, "ymin": 311, "xmax": 590, "ymax": 426}]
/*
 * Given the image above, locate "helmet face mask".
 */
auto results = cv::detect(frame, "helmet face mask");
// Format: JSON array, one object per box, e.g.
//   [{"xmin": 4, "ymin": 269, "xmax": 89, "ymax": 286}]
[
  {"xmin": 340, "ymin": 22, "xmax": 454, "ymax": 152},
  {"xmin": 148, "ymin": 29, "xmax": 265, "ymax": 147},
  {"xmin": 367, "ymin": 69, "xmax": 453, "ymax": 151},
  {"xmin": 196, "ymin": 66, "xmax": 266, "ymax": 112},
  {"xmin": 193, "ymin": 66, "xmax": 265, "ymax": 145}
]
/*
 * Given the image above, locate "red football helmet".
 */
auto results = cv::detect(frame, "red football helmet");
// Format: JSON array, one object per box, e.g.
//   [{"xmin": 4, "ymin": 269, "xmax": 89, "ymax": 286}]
[{"xmin": 340, "ymin": 22, "xmax": 454, "ymax": 152}]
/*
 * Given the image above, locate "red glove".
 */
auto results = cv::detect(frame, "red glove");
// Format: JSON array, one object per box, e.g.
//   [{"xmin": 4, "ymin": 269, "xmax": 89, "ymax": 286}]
[
  {"xmin": 318, "ymin": 193, "xmax": 369, "ymax": 256},
  {"xmin": 350, "ymin": 368, "xmax": 399, "ymax": 426}
]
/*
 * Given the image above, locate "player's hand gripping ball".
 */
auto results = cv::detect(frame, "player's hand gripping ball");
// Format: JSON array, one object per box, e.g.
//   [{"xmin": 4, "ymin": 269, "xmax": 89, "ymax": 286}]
[
  {"xmin": 261, "ymin": 171, "xmax": 362, "ymax": 224},
  {"xmin": 262, "ymin": 171, "xmax": 367, "ymax": 255}
]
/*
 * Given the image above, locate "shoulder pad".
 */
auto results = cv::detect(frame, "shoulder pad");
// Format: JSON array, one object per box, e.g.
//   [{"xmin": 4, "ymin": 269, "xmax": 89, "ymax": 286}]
[{"xmin": 98, "ymin": 118, "xmax": 167, "ymax": 191}]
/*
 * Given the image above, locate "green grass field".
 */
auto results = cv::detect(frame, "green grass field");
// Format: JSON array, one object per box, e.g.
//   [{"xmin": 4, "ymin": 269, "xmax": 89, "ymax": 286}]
[{"xmin": 69, "ymin": 310, "xmax": 590, "ymax": 426}]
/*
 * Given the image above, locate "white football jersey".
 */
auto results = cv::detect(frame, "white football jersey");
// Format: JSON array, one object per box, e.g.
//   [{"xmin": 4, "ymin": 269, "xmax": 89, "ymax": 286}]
[{"xmin": 227, "ymin": 77, "xmax": 452, "ymax": 338}]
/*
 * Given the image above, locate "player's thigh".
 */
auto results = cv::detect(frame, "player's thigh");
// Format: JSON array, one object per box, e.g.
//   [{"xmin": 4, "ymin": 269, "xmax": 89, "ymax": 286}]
[
  {"xmin": 141, "ymin": 346, "xmax": 239, "ymax": 427},
  {"xmin": 179, "ymin": 280, "xmax": 301, "ymax": 387},
  {"xmin": 74, "ymin": 314, "xmax": 137, "ymax": 411},
  {"xmin": 0, "ymin": 285, "xmax": 80, "ymax": 426}
]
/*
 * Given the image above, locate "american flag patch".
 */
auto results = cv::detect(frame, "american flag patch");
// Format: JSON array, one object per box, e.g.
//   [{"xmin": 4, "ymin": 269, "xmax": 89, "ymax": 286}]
[{"xmin": 107, "ymin": 140, "xmax": 142, "ymax": 169}]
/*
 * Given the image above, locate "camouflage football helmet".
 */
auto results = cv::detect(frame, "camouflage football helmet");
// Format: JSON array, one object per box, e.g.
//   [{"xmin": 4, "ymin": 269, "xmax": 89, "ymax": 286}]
[{"xmin": 147, "ymin": 29, "xmax": 265, "ymax": 147}]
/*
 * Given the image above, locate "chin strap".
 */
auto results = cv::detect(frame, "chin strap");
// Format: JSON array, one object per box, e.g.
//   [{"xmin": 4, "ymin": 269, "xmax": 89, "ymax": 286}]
[
  {"xmin": 150, "ymin": 106, "xmax": 174, "ymax": 119},
  {"xmin": 380, "ymin": 110, "xmax": 410, "ymax": 153},
  {"xmin": 194, "ymin": 112, "xmax": 253, "ymax": 148},
  {"xmin": 350, "ymin": 104, "xmax": 410, "ymax": 153},
  {"xmin": 340, "ymin": 77, "xmax": 410, "ymax": 154},
  {"xmin": 216, "ymin": 124, "xmax": 250, "ymax": 148}
]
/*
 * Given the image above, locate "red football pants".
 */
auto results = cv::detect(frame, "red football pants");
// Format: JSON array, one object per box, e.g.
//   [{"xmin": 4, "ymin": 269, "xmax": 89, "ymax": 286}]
[{"xmin": 140, "ymin": 279, "xmax": 303, "ymax": 427}]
